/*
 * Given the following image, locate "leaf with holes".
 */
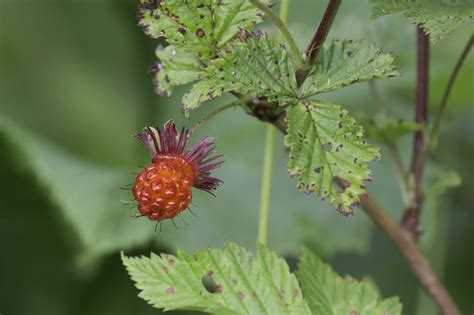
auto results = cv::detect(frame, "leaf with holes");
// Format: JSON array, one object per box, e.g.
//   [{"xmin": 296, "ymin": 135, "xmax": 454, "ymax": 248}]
[
  {"xmin": 122, "ymin": 242, "xmax": 312, "ymax": 314},
  {"xmin": 151, "ymin": 45, "xmax": 202, "ymax": 97},
  {"xmin": 297, "ymin": 248, "xmax": 403, "ymax": 315},
  {"xmin": 137, "ymin": 0, "xmax": 270, "ymax": 62},
  {"xmin": 182, "ymin": 31, "xmax": 299, "ymax": 113},
  {"xmin": 285, "ymin": 100, "xmax": 380, "ymax": 215},
  {"xmin": 299, "ymin": 40, "xmax": 399, "ymax": 98},
  {"xmin": 370, "ymin": 0, "xmax": 474, "ymax": 43}
]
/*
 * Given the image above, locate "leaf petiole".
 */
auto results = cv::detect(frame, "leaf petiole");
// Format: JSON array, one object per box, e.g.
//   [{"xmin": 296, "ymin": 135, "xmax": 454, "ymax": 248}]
[
  {"xmin": 257, "ymin": 124, "xmax": 275, "ymax": 246},
  {"xmin": 190, "ymin": 99, "xmax": 248, "ymax": 136}
]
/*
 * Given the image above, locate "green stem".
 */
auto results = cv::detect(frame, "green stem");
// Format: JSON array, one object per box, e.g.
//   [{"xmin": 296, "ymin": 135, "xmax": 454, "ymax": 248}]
[
  {"xmin": 257, "ymin": 0, "xmax": 290, "ymax": 246},
  {"xmin": 277, "ymin": 0, "xmax": 290, "ymax": 35},
  {"xmin": 249, "ymin": 0, "xmax": 305, "ymax": 69},
  {"xmin": 190, "ymin": 99, "xmax": 247, "ymax": 135},
  {"xmin": 425, "ymin": 35, "xmax": 473, "ymax": 156},
  {"xmin": 257, "ymin": 124, "xmax": 275, "ymax": 245}
]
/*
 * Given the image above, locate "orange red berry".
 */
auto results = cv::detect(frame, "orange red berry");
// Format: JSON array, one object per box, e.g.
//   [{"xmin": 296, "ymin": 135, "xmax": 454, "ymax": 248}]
[{"xmin": 132, "ymin": 120, "xmax": 223, "ymax": 222}]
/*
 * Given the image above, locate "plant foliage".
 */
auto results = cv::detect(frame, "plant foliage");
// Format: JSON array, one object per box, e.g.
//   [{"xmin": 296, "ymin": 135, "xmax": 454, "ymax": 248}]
[
  {"xmin": 426, "ymin": 166, "xmax": 462, "ymax": 198},
  {"xmin": 297, "ymin": 248, "xmax": 403, "ymax": 315},
  {"xmin": 122, "ymin": 242, "xmax": 312, "ymax": 314},
  {"xmin": 138, "ymin": 0, "xmax": 271, "ymax": 100},
  {"xmin": 284, "ymin": 39, "xmax": 397, "ymax": 214},
  {"xmin": 138, "ymin": 0, "xmax": 269, "ymax": 60},
  {"xmin": 182, "ymin": 31, "xmax": 298, "ymax": 114},
  {"xmin": 138, "ymin": 1, "xmax": 400, "ymax": 214},
  {"xmin": 362, "ymin": 114, "xmax": 423, "ymax": 144},
  {"xmin": 123, "ymin": 243, "xmax": 402, "ymax": 314},
  {"xmin": 285, "ymin": 100, "xmax": 381, "ymax": 215},
  {"xmin": 151, "ymin": 45, "xmax": 202, "ymax": 97},
  {"xmin": 370, "ymin": 0, "xmax": 474, "ymax": 43},
  {"xmin": 299, "ymin": 39, "xmax": 399, "ymax": 98},
  {"xmin": 0, "ymin": 118, "xmax": 152, "ymax": 263}
]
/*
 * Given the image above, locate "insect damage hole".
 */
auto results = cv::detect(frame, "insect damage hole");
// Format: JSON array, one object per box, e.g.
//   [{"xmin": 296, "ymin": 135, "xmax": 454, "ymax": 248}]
[
  {"xmin": 333, "ymin": 176, "xmax": 351, "ymax": 193},
  {"xmin": 201, "ymin": 274, "xmax": 221, "ymax": 294}
]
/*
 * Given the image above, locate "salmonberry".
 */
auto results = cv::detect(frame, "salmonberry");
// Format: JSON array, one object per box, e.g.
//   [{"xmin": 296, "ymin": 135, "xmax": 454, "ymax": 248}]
[{"xmin": 132, "ymin": 120, "xmax": 223, "ymax": 222}]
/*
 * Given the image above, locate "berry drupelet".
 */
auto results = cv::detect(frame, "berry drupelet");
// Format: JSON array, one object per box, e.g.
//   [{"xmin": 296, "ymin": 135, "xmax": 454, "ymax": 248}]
[{"xmin": 132, "ymin": 120, "xmax": 223, "ymax": 222}]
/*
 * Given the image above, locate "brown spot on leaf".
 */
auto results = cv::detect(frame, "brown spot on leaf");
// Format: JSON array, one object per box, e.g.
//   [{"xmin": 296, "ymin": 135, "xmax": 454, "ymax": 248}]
[
  {"xmin": 166, "ymin": 256, "xmax": 176, "ymax": 266},
  {"xmin": 321, "ymin": 142, "xmax": 332, "ymax": 151},
  {"xmin": 334, "ymin": 176, "xmax": 351, "ymax": 190},
  {"xmin": 196, "ymin": 28, "xmax": 205, "ymax": 38},
  {"xmin": 292, "ymin": 289, "xmax": 300, "ymax": 298}
]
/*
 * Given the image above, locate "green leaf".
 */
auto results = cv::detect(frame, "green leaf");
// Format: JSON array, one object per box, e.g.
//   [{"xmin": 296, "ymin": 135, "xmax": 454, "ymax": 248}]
[
  {"xmin": 182, "ymin": 31, "xmax": 299, "ymax": 113},
  {"xmin": 122, "ymin": 242, "xmax": 312, "ymax": 314},
  {"xmin": 285, "ymin": 100, "xmax": 381, "ymax": 215},
  {"xmin": 152, "ymin": 45, "xmax": 202, "ymax": 97},
  {"xmin": 138, "ymin": 0, "xmax": 271, "ymax": 99},
  {"xmin": 0, "ymin": 118, "xmax": 153, "ymax": 264},
  {"xmin": 426, "ymin": 166, "xmax": 462, "ymax": 198},
  {"xmin": 300, "ymin": 40, "xmax": 399, "ymax": 98},
  {"xmin": 182, "ymin": 80, "xmax": 225, "ymax": 116},
  {"xmin": 137, "ymin": 0, "xmax": 269, "ymax": 62},
  {"xmin": 363, "ymin": 115, "xmax": 423, "ymax": 144},
  {"xmin": 370, "ymin": 0, "xmax": 474, "ymax": 43},
  {"xmin": 210, "ymin": 32, "xmax": 299, "ymax": 103},
  {"xmin": 297, "ymin": 248, "xmax": 403, "ymax": 315}
]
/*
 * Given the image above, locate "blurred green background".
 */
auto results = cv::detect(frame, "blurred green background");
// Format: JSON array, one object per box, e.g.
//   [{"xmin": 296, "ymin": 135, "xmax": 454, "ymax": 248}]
[{"xmin": 0, "ymin": 1, "xmax": 472, "ymax": 314}]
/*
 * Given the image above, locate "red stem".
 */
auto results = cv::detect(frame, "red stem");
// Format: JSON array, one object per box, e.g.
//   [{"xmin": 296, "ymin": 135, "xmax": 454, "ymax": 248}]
[
  {"xmin": 402, "ymin": 27, "xmax": 429, "ymax": 238},
  {"xmin": 305, "ymin": 0, "xmax": 342, "ymax": 65}
]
